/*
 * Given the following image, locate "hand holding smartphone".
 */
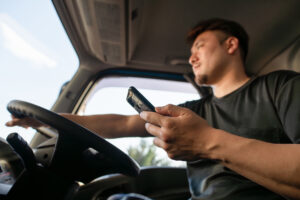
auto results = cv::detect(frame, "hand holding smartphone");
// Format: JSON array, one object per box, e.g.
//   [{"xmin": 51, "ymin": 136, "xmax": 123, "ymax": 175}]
[{"xmin": 126, "ymin": 86, "xmax": 155, "ymax": 113}]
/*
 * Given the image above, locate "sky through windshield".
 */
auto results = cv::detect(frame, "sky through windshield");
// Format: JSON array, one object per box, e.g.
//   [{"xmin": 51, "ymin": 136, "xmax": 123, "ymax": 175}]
[{"xmin": 0, "ymin": 0, "xmax": 78, "ymax": 142}]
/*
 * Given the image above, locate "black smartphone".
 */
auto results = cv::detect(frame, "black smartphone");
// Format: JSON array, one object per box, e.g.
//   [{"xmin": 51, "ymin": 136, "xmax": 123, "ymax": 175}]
[{"xmin": 126, "ymin": 86, "xmax": 155, "ymax": 113}]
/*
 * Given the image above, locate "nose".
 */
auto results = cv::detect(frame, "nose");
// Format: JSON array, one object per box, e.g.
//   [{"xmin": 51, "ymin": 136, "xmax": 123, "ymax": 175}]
[{"xmin": 189, "ymin": 53, "xmax": 198, "ymax": 66}]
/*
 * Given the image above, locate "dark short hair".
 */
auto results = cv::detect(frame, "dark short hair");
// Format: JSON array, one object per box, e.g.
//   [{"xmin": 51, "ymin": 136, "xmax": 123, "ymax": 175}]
[{"xmin": 187, "ymin": 18, "xmax": 249, "ymax": 62}]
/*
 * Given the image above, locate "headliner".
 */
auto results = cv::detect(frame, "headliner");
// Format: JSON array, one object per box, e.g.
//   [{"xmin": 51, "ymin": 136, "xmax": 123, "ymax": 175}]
[{"xmin": 53, "ymin": 0, "xmax": 300, "ymax": 75}]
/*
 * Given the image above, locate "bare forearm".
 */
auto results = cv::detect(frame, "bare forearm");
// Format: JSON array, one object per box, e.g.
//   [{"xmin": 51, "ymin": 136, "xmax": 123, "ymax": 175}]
[
  {"xmin": 61, "ymin": 113, "xmax": 149, "ymax": 138},
  {"xmin": 209, "ymin": 129, "xmax": 300, "ymax": 199}
]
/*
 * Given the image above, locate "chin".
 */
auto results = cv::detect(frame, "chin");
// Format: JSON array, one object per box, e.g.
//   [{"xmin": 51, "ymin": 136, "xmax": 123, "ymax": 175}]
[{"xmin": 194, "ymin": 74, "xmax": 208, "ymax": 86}]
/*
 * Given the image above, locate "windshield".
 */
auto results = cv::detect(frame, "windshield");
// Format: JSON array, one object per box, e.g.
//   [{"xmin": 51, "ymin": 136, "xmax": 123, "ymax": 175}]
[{"xmin": 0, "ymin": 0, "xmax": 78, "ymax": 142}]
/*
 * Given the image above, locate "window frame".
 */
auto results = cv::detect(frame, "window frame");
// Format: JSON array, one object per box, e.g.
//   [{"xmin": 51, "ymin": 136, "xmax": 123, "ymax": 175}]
[{"xmin": 72, "ymin": 68, "xmax": 196, "ymax": 115}]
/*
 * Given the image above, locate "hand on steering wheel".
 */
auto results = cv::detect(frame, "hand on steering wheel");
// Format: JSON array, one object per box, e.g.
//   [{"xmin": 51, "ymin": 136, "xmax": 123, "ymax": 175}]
[{"xmin": 7, "ymin": 100, "xmax": 140, "ymax": 183}]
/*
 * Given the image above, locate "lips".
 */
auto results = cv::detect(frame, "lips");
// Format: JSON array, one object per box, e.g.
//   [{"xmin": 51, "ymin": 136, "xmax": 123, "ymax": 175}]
[{"xmin": 192, "ymin": 63, "xmax": 201, "ymax": 70}]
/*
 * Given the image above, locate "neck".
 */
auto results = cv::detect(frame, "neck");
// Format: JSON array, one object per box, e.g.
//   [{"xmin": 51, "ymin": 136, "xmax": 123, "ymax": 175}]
[{"xmin": 213, "ymin": 63, "xmax": 250, "ymax": 98}]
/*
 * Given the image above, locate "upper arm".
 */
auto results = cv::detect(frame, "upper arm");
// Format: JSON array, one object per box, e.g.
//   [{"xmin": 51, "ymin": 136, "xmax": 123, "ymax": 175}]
[{"xmin": 273, "ymin": 72, "xmax": 300, "ymax": 143}]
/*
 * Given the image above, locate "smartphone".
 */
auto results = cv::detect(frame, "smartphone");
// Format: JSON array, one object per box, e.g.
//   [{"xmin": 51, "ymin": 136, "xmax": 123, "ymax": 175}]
[{"xmin": 126, "ymin": 86, "xmax": 155, "ymax": 113}]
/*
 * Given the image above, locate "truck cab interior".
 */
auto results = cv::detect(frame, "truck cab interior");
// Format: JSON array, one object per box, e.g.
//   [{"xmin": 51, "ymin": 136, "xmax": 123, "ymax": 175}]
[{"xmin": 0, "ymin": 0, "xmax": 299, "ymax": 199}]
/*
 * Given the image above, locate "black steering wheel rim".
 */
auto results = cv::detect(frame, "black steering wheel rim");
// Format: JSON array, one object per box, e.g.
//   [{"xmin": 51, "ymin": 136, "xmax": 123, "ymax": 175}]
[{"xmin": 7, "ymin": 100, "xmax": 140, "ymax": 180}]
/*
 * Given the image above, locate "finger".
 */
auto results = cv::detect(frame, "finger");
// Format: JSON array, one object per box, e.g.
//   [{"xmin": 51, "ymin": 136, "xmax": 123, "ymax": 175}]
[
  {"xmin": 6, "ymin": 118, "xmax": 27, "ymax": 128},
  {"xmin": 5, "ymin": 121, "xmax": 13, "ymax": 127},
  {"xmin": 156, "ymin": 104, "xmax": 186, "ymax": 117},
  {"xmin": 153, "ymin": 137, "xmax": 167, "ymax": 150},
  {"xmin": 13, "ymin": 118, "xmax": 27, "ymax": 126},
  {"xmin": 145, "ymin": 123, "xmax": 161, "ymax": 138},
  {"xmin": 5, "ymin": 117, "xmax": 43, "ymax": 129},
  {"xmin": 140, "ymin": 111, "xmax": 165, "ymax": 127},
  {"xmin": 5, "ymin": 118, "xmax": 21, "ymax": 127}
]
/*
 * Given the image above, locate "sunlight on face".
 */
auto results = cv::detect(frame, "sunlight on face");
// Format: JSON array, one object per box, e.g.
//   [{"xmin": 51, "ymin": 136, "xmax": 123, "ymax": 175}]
[{"xmin": 189, "ymin": 31, "xmax": 230, "ymax": 86}]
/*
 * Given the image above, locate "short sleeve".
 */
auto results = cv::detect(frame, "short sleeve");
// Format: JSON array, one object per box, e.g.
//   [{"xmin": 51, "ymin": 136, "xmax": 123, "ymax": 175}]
[
  {"xmin": 178, "ymin": 99, "xmax": 204, "ymax": 114},
  {"xmin": 273, "ymin": 71, "xmax": 300, "ymax": 143}
]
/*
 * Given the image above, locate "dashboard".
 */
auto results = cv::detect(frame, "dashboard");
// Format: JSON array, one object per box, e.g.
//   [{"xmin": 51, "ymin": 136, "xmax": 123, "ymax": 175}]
[{"xmin": 0, "ymin": 138, "xmax": 24, "ymax": 195}]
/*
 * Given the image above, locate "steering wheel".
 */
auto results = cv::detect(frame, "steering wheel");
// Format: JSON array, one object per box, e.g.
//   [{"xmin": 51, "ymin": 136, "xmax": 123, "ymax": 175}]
[{"xmin": 7, "ymin": 100, "xmax": 140, "ymax": 183}]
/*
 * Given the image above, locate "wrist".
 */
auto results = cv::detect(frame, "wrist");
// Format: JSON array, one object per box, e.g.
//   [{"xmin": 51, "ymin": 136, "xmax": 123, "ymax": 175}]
[
  {"xmin": 202, "ymin": 128, "xmax": 229, "ymax": 161},
  {"xmin": 60, "ymin": 113, "xmax": 84, "ymax": 126},
  {"xmin": 205, "ymin": 128, "xmax": 254, "ymax": 164}
]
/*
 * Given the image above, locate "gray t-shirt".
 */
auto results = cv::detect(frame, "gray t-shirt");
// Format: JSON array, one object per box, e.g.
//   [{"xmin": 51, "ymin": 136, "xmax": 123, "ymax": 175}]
[{"xmin": 179, "ymin": 70, "xmax": 300, "ymax": 200}]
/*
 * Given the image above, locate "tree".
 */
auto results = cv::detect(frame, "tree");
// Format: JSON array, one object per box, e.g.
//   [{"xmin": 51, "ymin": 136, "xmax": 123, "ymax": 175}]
[{"xmin": 127, "ymin": 139, "xmax": 171, "ymax": 167}]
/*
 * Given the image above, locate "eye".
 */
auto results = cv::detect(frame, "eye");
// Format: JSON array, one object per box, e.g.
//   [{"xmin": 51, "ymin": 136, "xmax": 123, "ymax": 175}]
[{"xmin": 196, "ymin": 43, "xmax": 204, "ymax": 49}]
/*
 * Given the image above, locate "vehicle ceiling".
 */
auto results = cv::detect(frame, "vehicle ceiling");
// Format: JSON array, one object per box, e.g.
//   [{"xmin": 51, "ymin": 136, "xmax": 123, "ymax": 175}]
[{"xmin": 52, "ymin": 0, "xmax": 300, "ymax": 76}]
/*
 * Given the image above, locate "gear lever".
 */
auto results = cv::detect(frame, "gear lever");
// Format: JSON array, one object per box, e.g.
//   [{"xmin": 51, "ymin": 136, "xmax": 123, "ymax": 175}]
[{"xmin": 6, "ymin": 133, "xmax": 37, "ymax": 171}]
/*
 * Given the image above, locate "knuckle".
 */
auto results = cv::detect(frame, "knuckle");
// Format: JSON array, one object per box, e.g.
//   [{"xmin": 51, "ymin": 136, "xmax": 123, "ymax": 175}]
[
  {"xmin": 161, "ymin": 134, "xmax": 169, "ymax": 142},
  {"xmin": 166, "ymin": 104, "xmax": 173, "ymax": 109},
  {"xmin": 160, "ymin": 130, "xmax": 172, "ymax": 142},
  {"xmin": 162, "ymin": 119, "xmax": 174, "ymax": 129},
  {"xmin": 167, "ymin": 152, "xmax": 176, "ymax": 159},
  {"xmin": 163, "ymin": 143, "xmax": 171, "ymax": 151}
]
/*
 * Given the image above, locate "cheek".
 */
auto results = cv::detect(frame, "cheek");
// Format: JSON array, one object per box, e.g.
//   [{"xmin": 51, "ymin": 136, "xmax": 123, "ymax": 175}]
[
  {"xmin": 201, "ymin": 50, "xmax": 215, "ymax": 67},
  {"xmin": 202, "ymin": 46, "xmax": 215, "ymax": 59},
  {"xmin": 206, "ymin": 47, "xmax": 224, "ymax": 66}
]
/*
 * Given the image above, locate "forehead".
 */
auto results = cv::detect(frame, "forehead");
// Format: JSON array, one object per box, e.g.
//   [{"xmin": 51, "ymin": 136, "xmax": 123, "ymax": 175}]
[
  {"xmin": 192, "ymin": 31, "xmax": 221, "ymax": 45},
  {"xmin": 190, "ymin": 31, "xmax": 220, "ymax": 52}
]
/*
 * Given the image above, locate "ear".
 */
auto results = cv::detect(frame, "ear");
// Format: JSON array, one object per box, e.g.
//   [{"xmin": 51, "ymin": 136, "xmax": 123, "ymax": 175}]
[{"xmin": 225, "ymin": 37, "xmax": 239, "ymax": 55}]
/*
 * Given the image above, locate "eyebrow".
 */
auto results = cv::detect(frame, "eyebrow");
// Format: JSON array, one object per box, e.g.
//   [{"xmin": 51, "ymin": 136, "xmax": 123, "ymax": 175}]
[{"xmin": 193, "ymin": 39, "xmax": 205, "ymax": 46}]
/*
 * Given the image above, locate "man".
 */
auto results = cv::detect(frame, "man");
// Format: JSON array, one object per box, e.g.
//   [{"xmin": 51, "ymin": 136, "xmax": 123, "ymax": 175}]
[{"xmin": 6, "ymin": 18, "xmax": 300, "ymax": 200}]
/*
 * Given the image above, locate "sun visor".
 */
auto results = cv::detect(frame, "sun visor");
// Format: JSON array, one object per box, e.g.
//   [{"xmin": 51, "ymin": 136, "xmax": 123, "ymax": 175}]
[{"xmin": 74, "ymin": 0, "xmax": 127, "ymax": 66}]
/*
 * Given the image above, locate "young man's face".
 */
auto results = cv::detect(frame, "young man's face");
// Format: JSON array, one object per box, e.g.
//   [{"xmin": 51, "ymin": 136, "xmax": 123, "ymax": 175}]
[{"xmin": 189, "ymin": 30, "xmax": 230, "ymax": 86}]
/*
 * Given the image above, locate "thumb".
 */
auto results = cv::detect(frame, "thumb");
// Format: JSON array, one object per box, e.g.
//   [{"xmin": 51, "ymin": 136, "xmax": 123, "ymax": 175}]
[{"xmin": 155, "ymin": 104, "xmax": 185, "ymax": 117}]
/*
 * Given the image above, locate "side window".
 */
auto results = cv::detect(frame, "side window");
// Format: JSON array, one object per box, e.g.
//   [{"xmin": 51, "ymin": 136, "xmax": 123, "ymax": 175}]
[{"xmin": 78, "ymin": 76, "xmax": 199, "ymax": 167}]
